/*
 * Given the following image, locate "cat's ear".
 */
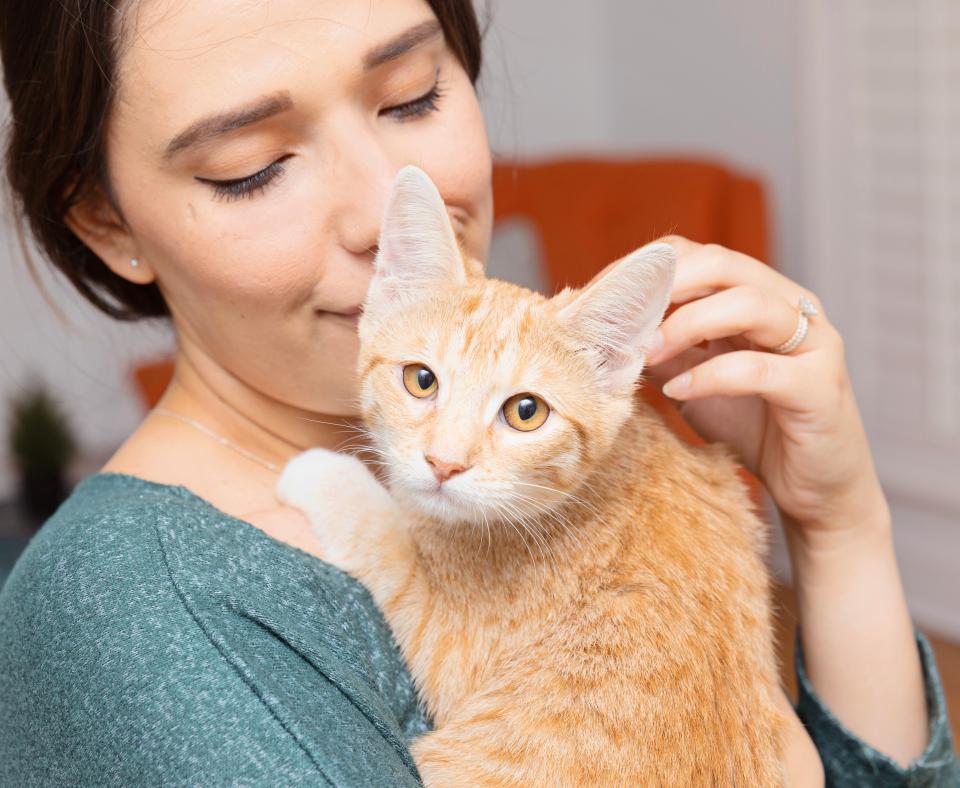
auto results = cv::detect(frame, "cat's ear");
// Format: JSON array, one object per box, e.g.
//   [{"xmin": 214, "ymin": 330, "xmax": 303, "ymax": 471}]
[
  {"xmin": 368, "ymin": 165, "xmax": 466, "ymax": 308},
  {"xmin": 558, "ymin": 242, "xmax": 677, "ymax": 393}
]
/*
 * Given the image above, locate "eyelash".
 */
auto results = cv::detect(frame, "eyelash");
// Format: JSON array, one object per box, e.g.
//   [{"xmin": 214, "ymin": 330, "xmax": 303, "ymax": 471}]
[
  {"xmin": 197, "ymin": 155, "xmax": 293, "ymax": 202},
  {"xmin": 383, "ymin": 73, "xmax": 447, "ymax": 121},
  {"xmin": 196, "ymin": 73, "xmax": 447, "ymax": 202}
]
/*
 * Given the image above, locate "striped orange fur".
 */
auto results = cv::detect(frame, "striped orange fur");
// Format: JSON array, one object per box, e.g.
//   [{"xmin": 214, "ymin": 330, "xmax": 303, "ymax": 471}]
[{"xmin": 283, "ymin": 167, "xmax": 786, "ymax": 785}]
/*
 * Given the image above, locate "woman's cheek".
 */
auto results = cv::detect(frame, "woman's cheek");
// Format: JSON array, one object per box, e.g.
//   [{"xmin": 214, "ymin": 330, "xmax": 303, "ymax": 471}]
[
  {"xmin": 422, "ymin": 84, "xmax": 493, "ymax": 260},
  {"xmin": 178, "ymin": 187, "xmax": 324, "ymax": 303}
]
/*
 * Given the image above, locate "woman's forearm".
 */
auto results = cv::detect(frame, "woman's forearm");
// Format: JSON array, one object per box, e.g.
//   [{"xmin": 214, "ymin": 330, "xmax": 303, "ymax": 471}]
[{"xmin": 783, "ymin": 494, "xmax": 929, "ymax": 766}]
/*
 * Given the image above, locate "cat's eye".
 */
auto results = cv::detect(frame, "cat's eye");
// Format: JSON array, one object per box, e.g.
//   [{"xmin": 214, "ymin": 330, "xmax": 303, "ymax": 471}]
[
  {"xmin": 502, "ymin": 393, "xmax": 550, "ymax": 432},
  {"xmin": 402, "ymin": 364, "xmax": 438, "ymax": 398}
]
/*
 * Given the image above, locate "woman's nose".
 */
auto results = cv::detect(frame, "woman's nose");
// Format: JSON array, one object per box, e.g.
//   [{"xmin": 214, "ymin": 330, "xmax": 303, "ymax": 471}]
[{"xmin": 328, "ymin": 123, "xmax": 396, "ymax": 258}]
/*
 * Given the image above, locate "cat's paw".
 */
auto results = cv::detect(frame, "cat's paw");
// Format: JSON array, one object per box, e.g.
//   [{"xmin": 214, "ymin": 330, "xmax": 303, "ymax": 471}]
[{"xmin": 275, "ymin": 447, "xmax": 373, "ymax": 515}]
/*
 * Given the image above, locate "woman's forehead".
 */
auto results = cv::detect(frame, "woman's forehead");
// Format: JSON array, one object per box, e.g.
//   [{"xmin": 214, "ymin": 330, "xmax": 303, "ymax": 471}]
[{"xmin": 112, "ymin": 0, "xmax": 438, "ymax": 148}]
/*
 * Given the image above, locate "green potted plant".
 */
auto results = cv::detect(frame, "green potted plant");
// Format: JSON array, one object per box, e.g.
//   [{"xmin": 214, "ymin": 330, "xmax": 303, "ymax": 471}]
[{"xmin": 7, "ymin": 379, "xmax": 77, "ymax": 527}]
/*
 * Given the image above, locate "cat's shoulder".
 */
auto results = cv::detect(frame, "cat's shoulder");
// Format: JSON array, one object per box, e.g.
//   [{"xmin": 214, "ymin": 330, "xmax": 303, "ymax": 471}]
[{"xmin": 620, "ymin": 400, "xmax": 746, "ymax": 486}]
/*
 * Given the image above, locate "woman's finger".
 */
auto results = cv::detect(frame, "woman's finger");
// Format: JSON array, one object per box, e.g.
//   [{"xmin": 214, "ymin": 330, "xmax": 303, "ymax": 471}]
[
  {"xmin": 658, "ymin": 239, "xmax": 827, "ymax": 321},
  {"xmin": 653, "ymin": 234, "xmax": 702, "ymax": 258},
  {"xmin": 643, "ymin": 343, "xmax": 712, "ymax": 387},
  {"xmin": 672, "ymin": 243, "xmax": 819, "ymax": 309},
  {"xmin": 648, "ymin": 285, "xmax": 821, "ymax": 366},
  {"xmin": 660, "ymin": 349, "xmax": 819, "ymax": 412}
]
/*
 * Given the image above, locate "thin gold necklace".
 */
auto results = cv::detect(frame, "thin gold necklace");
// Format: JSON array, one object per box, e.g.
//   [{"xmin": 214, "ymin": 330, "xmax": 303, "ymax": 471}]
[{"xmin": 152, "ymin": 407, "xmax": 283, "ymax": 474}]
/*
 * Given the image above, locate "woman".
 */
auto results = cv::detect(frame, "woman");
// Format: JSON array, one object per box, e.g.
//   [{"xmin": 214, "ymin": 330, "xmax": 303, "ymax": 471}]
[{"xmin": 0, "ymin": 0, "xmax": 955, "ymax": 784}]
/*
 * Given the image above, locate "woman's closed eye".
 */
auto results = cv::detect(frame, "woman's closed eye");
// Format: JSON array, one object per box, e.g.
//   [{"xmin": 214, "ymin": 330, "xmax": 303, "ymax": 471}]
[
  {"xmin": 381, "ymin": 70, "xmax": 446, "ymax": 121},
  {"xmin": 195, "ymin": 155, "xmax": 293, "ymax": 202},
  {"xmin": 194, "ymin": 72, "xmax": 446, "ymax": 202}
]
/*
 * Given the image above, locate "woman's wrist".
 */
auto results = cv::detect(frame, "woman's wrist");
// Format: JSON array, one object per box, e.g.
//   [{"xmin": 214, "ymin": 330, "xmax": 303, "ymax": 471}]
[
  {"xmin": 781, "ymin": 492, "xmax": 930, "ymax": 766},
  {"xmin": 781, "ymin": 471, "xmax": 893, "ymax": 574}
]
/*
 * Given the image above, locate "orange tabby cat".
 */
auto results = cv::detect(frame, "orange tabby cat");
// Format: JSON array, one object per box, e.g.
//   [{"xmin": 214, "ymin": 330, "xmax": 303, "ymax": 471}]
[{"xmin": 277, "ymin": 166, "xmax": 786, "ymax": 786}]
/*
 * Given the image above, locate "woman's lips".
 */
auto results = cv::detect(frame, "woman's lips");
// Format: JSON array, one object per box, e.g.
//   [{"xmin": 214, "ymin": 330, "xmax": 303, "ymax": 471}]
[
  {"xmin": 317, "ymin": 305, "xmax": 362, "ymax": 317},
  {"xmin": 320, "ymin": 306, "xmax": 363, "ymax": 327}
]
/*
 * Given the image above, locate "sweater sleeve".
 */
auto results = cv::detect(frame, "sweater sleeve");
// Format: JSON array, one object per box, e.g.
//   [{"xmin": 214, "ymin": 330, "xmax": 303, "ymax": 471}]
[{"xmin": 794, "ymin": 627, "xmax": 960, "ymax": 786}]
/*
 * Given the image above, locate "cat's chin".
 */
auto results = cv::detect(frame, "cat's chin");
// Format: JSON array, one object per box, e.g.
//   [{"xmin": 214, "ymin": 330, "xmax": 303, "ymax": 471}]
[{"xmin": 393, "ymin": 483, "xmax": 490, "ymax": 527}]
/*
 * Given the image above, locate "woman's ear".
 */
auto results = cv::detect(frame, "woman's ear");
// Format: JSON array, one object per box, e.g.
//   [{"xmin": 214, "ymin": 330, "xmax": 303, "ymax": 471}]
[{"xmin": 64, "ymin": 187, "xmax": 156, "ymax": 284}]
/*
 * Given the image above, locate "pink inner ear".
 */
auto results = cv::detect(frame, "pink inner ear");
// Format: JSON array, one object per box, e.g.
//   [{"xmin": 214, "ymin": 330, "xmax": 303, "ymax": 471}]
[
  {"xmin": 371, "ymin": 166, "xmax": 467, "ymax": 302},
  {"xmin": 557, "ymin": 243, "xmax": 676, "ymax": 391}
]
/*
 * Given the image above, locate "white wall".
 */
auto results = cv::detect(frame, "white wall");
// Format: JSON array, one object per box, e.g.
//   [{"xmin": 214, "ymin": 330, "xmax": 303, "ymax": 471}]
[
  {"xmin": 478, "ymin": 0, "xmax": 804, "ymax": 281},
  {"xmin": 0, "ymin": 199, "xmax": 173, "ymax": 498}
]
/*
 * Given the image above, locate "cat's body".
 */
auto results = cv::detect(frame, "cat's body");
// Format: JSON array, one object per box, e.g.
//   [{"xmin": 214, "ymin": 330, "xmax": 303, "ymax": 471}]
[{"xmin": 277, "ymin": 167, "xmax": 786, "ymax": 786}]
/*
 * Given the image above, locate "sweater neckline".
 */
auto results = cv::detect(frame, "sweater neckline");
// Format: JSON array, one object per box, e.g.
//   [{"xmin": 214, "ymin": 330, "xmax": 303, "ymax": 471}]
[{"xmin": 79, "ymin": 470, "xmax": 336, "ymax": 572}]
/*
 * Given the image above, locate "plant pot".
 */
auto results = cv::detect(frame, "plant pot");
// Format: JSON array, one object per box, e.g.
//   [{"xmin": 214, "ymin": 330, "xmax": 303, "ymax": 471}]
[{"xmin": 17, "ymin": 468, "xmax": 69, "ymax": 528}]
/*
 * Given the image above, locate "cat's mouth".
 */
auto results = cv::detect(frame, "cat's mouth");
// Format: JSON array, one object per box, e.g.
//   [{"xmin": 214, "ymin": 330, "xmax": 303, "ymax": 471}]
[{"xmin": 400, "ymin": 478, "xmax": 482, "ymax": 524}]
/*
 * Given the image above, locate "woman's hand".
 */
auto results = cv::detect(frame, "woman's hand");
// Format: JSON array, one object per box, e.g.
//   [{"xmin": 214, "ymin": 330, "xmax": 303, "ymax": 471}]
[
  {"xmin": 643, "ymin": 235, "xmax": 888, "ymax": 550},
  {"xmin": 644, "ymin": 236, "xmax": 930, "ymax": 766}
]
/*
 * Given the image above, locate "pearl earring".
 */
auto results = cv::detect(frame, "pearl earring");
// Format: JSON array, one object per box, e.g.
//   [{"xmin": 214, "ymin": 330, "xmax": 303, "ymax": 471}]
[{"xmin": 130, "ymin": 258, "xmax": 140, "ymax": 268}]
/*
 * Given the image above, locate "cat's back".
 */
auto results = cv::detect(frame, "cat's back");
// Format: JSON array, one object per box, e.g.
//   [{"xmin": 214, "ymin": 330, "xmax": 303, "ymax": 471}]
[{"xmin": 592, "ymin": 398, "xmax": 768, "ymax": 567}]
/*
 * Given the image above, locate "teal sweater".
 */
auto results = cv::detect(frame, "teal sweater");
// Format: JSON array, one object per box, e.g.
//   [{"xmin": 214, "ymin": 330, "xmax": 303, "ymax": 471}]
[{"xmin": 0, "ymin": 472, "xmax": 957, "ymax": 786}]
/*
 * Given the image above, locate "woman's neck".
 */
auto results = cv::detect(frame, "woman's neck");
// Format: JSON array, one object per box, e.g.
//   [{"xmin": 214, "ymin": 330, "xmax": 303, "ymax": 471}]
[{"xmin": 155, "ymin": 346, "xmax": 367, "ymax": 473}]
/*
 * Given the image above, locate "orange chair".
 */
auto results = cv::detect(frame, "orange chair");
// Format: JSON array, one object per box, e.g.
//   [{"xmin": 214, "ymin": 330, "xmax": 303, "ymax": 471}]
[
  {"xmin": 134, "ymin": 156, "xmax": 773, "ymax": 500},
  {"xmin": 132, "ymin": 356, "xmax": 175, "ymax": 411},
  {"xmin": 492, "ymin": 156, "xmax": 770, "ymax": 291}
]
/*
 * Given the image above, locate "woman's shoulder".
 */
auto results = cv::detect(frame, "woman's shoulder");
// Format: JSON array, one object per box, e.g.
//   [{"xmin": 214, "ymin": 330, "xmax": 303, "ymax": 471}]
[
  {"xmin": 0, "ymin": 473, "xmax": 252, "ymax": 707},
  {"xmin": 0, "ymin": 472, "xmax": 429, "ymax": 785},
  {"xmin": 0, "ymin": 473, "xmax": 192, "ymax": 631}
]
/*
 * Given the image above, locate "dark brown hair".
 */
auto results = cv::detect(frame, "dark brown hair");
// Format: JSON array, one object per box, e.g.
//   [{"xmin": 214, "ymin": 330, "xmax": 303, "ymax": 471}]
[{"xmin": 0, "ymin": 0, "xmax": 484, "ymax": 321}]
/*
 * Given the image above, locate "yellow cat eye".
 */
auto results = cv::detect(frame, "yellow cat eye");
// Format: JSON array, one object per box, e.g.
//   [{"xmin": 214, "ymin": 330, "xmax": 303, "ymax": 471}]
[
  {"xmin": 402, "ymin": 364, "xmax": 438, "ymax": 398},
  {"xmin": 502, "ymin": 393, "xmax": 550, "ymax": 432}
]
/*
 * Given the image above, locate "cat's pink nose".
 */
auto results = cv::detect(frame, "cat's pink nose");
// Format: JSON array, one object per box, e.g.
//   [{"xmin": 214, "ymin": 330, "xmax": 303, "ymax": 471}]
[{"xmin": 424, "ymin": 454, "xmax": 468, "ymax": 484}]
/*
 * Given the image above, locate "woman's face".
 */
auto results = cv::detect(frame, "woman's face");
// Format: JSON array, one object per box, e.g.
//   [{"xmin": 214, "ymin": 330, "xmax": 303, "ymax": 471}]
[{"xmin": 106, "ymin": 0, "xmax": 493, "ymax": 415}]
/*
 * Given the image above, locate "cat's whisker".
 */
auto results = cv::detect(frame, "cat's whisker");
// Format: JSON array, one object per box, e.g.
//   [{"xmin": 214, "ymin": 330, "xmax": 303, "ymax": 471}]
[
  {"xmin": 474, "ymin": 484, "xmax": 579, "ymax": 543},
  {"xmin": 503, "ymin": 501, "xmax": 549, "ymax": 560},
  {"xmin": 494, "ymin": 499, "xmax": 560, "ymax": 578},
  {"xmin": 487, "ymin": 500, "xmax": 538, "ymax": 566},
  {"xmin": 479, "ymin": 506, "xmax": 493, "ymax": 560},
  {"xmin": 511, "ymin": 502, "xmax": 586, "ymax": 564},
  {"xmin": 292, "ymin": 415, "xmax": 370, "ymax": 434},
  {"xmin": 511, "ymin": 480, "xmax": 606, "ymax": 522},
  {"xmin": 511, "ymin": 479, "xmax": 599, "ymax": 508},
  {"xmin": 334, "ymin": 440, "xmax": 388, "ymax": 458},
  {"xmin": 506, "ymin": 492, "xmax": 586, "ymax": 554}
]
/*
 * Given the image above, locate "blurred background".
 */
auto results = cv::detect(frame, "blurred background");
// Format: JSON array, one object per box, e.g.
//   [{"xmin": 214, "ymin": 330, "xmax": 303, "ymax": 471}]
[{"xmin": 1, "ymin": 0, "xmax": 957, "ymax": 716}]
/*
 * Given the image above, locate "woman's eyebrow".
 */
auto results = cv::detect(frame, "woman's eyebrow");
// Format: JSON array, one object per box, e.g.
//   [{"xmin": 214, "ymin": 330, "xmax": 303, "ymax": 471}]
[
  {"xmin": 163, "ymin": 92, "xmax": 294, "ymax": 161},
  {"xmin": 162, "ymin": 19, "xmax": 442, "ymax": 162},
  {"xmin": 363, "ymin": 18, "xmax": 442, "ymax": 71}
]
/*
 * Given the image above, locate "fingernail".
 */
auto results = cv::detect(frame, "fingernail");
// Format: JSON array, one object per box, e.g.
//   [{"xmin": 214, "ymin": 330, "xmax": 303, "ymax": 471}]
[{"xmin": 662, "ymin": 372, "xmax": 691, "ymax": 399}]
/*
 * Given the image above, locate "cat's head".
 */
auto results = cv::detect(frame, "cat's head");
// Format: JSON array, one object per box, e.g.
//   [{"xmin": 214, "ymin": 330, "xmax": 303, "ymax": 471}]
[{"xmin": 357, "ymin": 166, "xmax": 675, "ymax": 526}]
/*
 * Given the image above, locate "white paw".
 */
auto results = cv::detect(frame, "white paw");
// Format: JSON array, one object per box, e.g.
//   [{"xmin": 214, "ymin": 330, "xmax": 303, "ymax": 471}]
[{"xmin": 275, "ymin": 447, "xmax": 372, "ymax": 514}]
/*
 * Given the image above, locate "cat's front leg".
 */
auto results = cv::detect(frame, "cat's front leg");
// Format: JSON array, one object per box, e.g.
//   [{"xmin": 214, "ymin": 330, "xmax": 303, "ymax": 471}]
[
  {"xmin": 275, "ymin": 447, "xmax": 391, "ymax": 570},
  {"xmin": 275, "ymin": 448, "xmax": 421, "ymax": 609}
]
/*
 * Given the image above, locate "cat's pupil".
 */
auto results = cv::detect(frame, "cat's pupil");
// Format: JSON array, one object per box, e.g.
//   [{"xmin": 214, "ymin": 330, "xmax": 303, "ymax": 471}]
[
  {"xmin": 417, "ymin": 368, "xmax": 435, "ymax": 390},
  {"xmin": 517, "ymin": 397, "xmax": 537, "ymax": 421}
]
